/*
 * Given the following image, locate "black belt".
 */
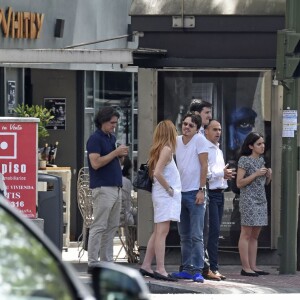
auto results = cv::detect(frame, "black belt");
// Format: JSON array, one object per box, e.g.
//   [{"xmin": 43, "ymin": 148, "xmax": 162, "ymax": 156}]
[{"xmin": 208, "ymin": 189, "xmax": 225, "ymax": 193}]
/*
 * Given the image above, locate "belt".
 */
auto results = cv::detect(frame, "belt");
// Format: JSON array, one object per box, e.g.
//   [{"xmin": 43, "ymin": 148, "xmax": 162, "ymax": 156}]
[{"xmin": 208, "ymin": 189, "xmax": 225, "ymax": 193}]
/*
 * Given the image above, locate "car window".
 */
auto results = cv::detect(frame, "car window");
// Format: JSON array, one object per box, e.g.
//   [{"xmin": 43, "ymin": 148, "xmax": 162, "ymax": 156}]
[{"xmin": 0, "ymin": 207, "xmax": 75, "ymax": 300}]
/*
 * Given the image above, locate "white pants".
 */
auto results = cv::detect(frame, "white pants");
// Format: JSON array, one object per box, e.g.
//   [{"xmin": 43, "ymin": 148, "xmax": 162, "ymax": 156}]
[{"xmin": 88, "ymin": 186, "xmax": 122, "ymax": 265}]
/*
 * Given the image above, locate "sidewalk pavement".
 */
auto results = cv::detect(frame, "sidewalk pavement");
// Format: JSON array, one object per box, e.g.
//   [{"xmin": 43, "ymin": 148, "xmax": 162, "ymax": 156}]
[{"xmin": 62, "ymin": 241, "xmax": 300, "ymax": 294}]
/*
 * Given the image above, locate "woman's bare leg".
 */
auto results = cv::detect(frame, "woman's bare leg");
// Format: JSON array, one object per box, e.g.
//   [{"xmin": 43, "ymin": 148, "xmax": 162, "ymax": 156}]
[
  {"xmin": 238, "ymin": 225, "xmax": 254, "ymax": 272},
  {"xmin": 140, "ymin": 225, "xmax": 157, "ymax": 273},
  {"xmin": 249, "ymin": 226, "xmax": 262, "ymax": 271},
  {"xmin": 154, "ymin": 221, "xmax": 170, "ymax": 276}
]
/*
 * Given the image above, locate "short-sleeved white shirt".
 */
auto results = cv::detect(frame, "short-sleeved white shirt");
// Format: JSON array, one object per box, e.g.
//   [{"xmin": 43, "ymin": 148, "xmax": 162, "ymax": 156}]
[{"xmin": 176, "ymin": 134, "xmax": 208, "ymax": 192}]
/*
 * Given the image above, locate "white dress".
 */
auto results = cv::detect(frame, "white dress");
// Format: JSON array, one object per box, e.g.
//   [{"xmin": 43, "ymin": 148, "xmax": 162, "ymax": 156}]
[{"xmin": 152, "ymin": 158, "xmax": 182, "ymax": 223}]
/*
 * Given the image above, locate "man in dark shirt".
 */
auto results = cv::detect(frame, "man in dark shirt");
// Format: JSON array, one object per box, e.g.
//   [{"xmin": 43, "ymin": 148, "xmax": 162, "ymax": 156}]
[{"xmin": 86, "ymin": 107, "xmax": 128, "ymax": 272}]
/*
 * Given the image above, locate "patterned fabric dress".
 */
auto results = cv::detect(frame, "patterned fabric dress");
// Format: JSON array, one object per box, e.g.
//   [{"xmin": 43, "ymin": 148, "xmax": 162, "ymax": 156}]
[
  {"xmin": 238, "ymin": 156, "xmax": 268, "ymax": 226},
  {"xmin": 152, "ymin": 157, "xmax": 181, "ymax": 223}
]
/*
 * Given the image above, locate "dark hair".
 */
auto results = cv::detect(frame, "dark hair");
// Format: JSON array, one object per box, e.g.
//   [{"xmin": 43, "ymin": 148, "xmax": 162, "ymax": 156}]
[
  {"xmin": 203, "ymin": 118, "xmax": 220, "ymax": 129},
  {"xmin": 182, "ymin": 112, "xmax": 202, "ymax": 130},
  {"xmin": 94, "ymin": 107, "xmax": 120, "ymax": 129},
  {"xmin": 189, "ymin": 99, "xmax": 212, "ymax": 113},
  {"xmin": 122, "ymin": 156, "xmax": 132, "ymax": 178},
  {"xmin": 239, "ymin": 132, "xmax": 263, "ymax": 157}
]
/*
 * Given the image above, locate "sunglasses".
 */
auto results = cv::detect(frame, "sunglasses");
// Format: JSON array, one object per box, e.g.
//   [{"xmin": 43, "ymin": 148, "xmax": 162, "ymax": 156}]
[{"xmin": 183, "ymin": 121, "xmax": 195, "ymax": 128}]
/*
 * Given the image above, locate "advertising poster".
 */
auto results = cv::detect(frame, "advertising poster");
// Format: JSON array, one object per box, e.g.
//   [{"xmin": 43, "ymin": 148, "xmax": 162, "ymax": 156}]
[
  {"xmin": 0, "ymin": 120, "xmax": 37, "ymax": 218},
  {"xmin": 221, "ymin": 72, "xmax": 272, "ymax": 248},
  {"xmin": 7, "ymin": 81, "xmax": 16, "ymax": 114},
  {"xmin": 44, "ymin": 98, "xmax": 66, "ymax": 130}
]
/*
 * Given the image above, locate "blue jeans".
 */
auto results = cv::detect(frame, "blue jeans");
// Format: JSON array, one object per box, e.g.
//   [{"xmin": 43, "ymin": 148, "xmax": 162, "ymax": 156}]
[
  {"xmin": 203, "ymin": 194, "xmax": 210, "ymax": 272},
  {"xmin": 178, "ymin": 190, "xmax": 206, "ymax": 273},
  {"xmin": 207, "ymin": 190, "xmax": 224, "ymax": 271}
]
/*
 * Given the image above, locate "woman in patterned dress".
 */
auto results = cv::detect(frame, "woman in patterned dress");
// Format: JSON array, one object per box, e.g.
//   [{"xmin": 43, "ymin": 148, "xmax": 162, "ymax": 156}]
[{"xmin": 236, "ymin": 132, "xmax": 272, "ymax": 276}]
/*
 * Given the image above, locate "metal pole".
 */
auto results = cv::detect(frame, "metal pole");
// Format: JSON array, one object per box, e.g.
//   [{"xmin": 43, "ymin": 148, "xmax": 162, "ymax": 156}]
[
  {"xmin": 277, "ymin": 0, "xmax": 300, "ymax": 274},
  {"xmin": 279, "ymin": 80, "xmax": 298, "ymax": 274}
]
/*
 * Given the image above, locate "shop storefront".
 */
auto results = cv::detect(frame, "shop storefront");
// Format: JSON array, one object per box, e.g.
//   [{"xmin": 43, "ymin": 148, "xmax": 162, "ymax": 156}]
[
  {"xmin": 131, "ymin": 0, "xmax": 285, "ymax": 263},
  {"xmin": 0, "ymin": 0, "xmax": 138, "ymax": 240}
]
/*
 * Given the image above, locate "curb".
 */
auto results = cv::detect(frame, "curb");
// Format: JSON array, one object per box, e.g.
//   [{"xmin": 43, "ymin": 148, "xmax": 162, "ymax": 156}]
[{"xmin": 146, "ymin": 280, "xmax": 201, "ymax": 294}]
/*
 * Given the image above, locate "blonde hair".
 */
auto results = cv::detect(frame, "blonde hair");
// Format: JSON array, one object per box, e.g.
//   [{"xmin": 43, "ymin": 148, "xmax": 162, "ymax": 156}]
[{"xmin": 148, "ymin": 120, "xmax": 177, "ymax": 179}]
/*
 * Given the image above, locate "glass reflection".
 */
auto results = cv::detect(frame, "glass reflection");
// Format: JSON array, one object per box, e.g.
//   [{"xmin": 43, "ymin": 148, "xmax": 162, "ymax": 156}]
[
  {"xmin": 97, "ymin": 267, "xmax": 141, "ymax": 300},
  {"xmin": 158, "ymin": 70, "xmax": 272, "ymax": 248},
  {"xmin": 0, "ymin": 207, "xmax": 73, "ymax": 299}
]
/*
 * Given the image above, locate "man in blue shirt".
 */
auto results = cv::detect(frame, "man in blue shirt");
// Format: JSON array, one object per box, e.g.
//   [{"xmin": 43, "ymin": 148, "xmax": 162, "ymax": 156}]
[{"xmin": 87, "ymin": 107, "xmax": 128, "ymax": 272}]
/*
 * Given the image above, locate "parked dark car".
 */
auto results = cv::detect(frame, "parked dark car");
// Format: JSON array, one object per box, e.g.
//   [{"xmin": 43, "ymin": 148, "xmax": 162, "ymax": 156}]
[{"xmin": 0, "ymin": 194, "xmax": 149, "ymax": 300}]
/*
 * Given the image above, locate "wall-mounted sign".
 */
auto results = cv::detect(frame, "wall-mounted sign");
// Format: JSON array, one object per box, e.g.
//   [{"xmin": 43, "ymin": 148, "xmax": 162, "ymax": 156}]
[
  {"xmin": 0, "ymin": 7, "xmax": 44, "ymax": 39},
  {"xmin": 44, "ymin": 98, "xmax": 66, "ymax": 130},
  {"xmin": 0, "ymin": 118, "xmax": 38, "ymax": 218},
  {"xmin": 282, "ymin": 110, "xmax": 297, "ymax": 138}
]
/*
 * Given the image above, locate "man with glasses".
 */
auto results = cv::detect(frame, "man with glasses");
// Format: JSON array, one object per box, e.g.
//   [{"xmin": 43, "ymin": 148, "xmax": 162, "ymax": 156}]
[
  {"xmin": 171, "ymin": 113, "xmax": 208, "ymax": 282},
  {"xmin": 86, "ymin": 106, "xmax": 129, "ymax": 273}
]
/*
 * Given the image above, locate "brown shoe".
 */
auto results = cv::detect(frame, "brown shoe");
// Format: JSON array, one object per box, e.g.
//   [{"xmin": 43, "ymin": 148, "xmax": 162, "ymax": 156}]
[
  {"xmin": 203, "ymin": 269, "xmax": 221, "ymax": 281},
  {"xmin": 212, "ymin": 270, "xmax": 226, "ymax": 280}
]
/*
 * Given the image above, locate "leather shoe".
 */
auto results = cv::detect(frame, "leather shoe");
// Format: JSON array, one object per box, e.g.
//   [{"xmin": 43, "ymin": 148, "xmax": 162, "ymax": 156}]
[
  {"xmin": 154, "ymin": 272, "xmax": 178, "ymax": 282},
  {"xmin": 241, "ymin": 269, "xmax": 259, "ymax": 277},
  {"xmin": 139, "ymin": 268, "xmax": 155, "ymax": 278},
  {"xmin": 203, "ymin": 270, "xmax": 221, "ymax": 281},
  {"xmin": 254, "ymin": 270, "xmax": 270, "ymax": 275},
  {"xmin": 212, "ymin": 270, "xmax": 226, "ymax": 280}
]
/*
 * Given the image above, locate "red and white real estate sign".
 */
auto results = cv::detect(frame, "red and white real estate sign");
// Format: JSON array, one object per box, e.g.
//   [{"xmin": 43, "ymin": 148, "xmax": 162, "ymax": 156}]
[{"xmin": 0, "ymin": 119, "xmax": 38, "ymax": 218}]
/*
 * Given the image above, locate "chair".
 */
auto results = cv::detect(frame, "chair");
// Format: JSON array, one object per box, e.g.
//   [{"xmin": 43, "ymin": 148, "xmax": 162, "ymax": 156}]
[
  {"xmin": 77, "ymin": 167, "xmax": 93, "ymax": 259},
  {"xmin": 76, "ymin": 167, "xmax": 139, "ymax": 263},
  {"xmin": 118, "ymin": 193, "xmax": 139, "ymax": 263}
]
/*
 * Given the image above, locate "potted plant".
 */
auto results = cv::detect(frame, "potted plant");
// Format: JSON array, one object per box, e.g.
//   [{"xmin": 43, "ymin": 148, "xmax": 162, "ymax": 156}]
[
  {"xmin": 14, "ymin": 104, "xmax": 54, "ymax": 169},
  {"xmin": 14, "ymin": 104, "xmax": 54, "ymax": 142}
]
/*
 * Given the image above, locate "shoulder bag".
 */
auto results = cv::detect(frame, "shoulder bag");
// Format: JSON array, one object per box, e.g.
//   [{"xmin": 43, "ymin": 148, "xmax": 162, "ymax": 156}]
[{"xmin": 133, "ymin": 163, "xmax": 152, "ymax": 192}]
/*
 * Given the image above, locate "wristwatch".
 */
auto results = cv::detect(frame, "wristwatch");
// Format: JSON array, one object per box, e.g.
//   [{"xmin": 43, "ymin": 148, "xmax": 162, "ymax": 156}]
[{"xmin": 199, "ymin": 186, "xmax": 207, "ymax": 192}]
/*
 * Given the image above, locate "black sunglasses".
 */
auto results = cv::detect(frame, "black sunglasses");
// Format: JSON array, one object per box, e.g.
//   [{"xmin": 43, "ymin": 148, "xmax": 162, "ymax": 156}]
[{"xmin": 183, "ymin": 121, "xmax": 195, "ymax": 128}]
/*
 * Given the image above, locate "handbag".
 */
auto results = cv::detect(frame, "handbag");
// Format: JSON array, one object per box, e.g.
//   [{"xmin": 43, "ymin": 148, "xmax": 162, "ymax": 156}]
[{"xmin": 133, "ymin": 163, "xmax": 152, "ymax": 192}]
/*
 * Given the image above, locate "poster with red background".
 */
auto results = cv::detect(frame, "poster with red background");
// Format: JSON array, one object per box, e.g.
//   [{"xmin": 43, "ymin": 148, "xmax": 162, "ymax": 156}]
[{"xmin": 0, "ymin": 118, "xmax": 38, "ymax": 218}]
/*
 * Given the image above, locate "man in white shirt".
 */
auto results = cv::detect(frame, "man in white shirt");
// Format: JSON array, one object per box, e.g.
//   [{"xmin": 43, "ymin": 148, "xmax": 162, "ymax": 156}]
[
  {"xmin": 189, "ymin": 99, "xmax": 212, "ymax": 135},
  {"xmin": 171, "ymin": 113, "xmax": 208, "ymax": 283},
  {"xmin": 189, "ymin": 99, "xmax": 223, "ymax": 280},
  {"xmin": 205, "ymin": 120, "xmax": 236, "ymax": 279}
]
